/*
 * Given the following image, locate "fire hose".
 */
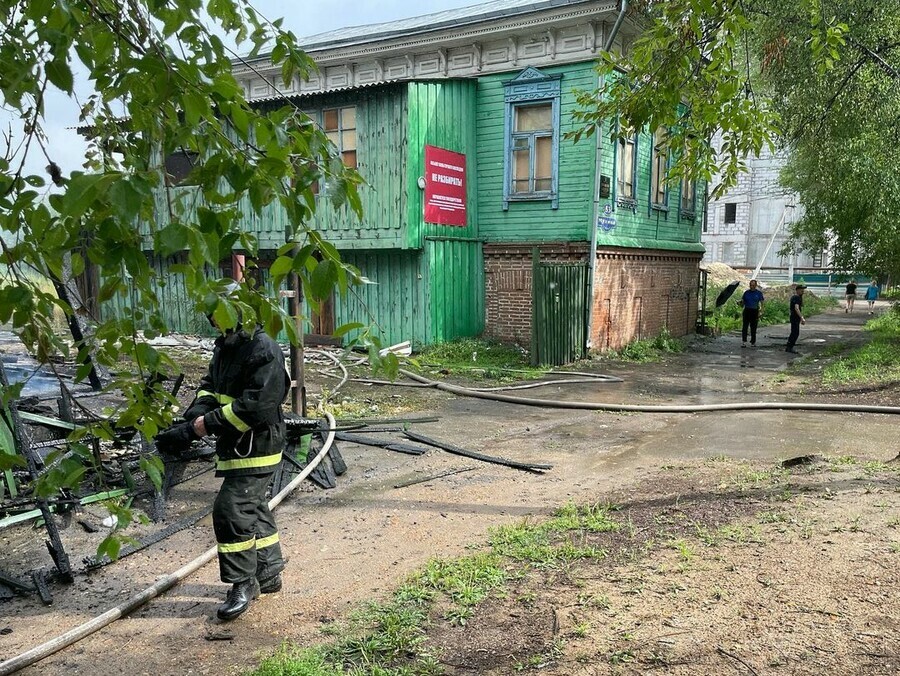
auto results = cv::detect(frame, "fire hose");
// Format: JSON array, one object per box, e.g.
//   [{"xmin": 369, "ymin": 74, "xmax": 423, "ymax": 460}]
[{"xmin": 397, "ymin": 369, "xmax": 900, "ymax": 415}]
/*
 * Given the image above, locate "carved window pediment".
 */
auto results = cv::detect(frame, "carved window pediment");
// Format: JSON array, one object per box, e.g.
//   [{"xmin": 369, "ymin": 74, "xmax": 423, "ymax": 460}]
[{"xmin": 502, "ymin": 67, "xmax": 562, "ymax": 210}]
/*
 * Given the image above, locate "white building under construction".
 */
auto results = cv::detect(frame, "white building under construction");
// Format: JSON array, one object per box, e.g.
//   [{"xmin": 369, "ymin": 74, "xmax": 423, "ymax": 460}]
[{"xmin": 703, "ymin": 134, "xmax": 827, "ymax": 285}]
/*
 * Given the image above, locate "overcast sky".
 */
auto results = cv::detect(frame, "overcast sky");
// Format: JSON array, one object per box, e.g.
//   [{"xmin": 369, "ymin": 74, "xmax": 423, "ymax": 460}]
[{"xmin": 5, "ymin": 0, "xmax": 477, "ymax": 179}]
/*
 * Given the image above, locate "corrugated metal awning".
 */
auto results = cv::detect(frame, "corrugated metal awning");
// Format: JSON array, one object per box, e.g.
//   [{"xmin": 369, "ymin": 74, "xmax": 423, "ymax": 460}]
[{"xmin": 247, "ymin": 79, "xmax": 403, "ymax": 104}]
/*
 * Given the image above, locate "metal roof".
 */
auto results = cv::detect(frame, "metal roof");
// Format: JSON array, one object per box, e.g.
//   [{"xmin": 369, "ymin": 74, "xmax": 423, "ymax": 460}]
[
  {"xmin": 247, "ymin": 80, "xmax": 402, "ymax": 105},
  {"xmin": 294, "ymin": 0, "xmax": 603, "ymax": 52}
]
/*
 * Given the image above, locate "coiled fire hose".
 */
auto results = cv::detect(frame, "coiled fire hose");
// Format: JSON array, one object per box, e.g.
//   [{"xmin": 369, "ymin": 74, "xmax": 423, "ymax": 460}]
[{"xmin": 0, "ymin": 411, "xmax": 337, "ymax": 676}]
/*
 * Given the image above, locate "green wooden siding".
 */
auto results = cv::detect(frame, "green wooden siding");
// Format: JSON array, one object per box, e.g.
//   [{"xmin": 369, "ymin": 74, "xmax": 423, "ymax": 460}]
[
  {"xmin": 98, "ymin": 254, "xmax": 217, "ymax": 336},
  {"xmin": 476, "ymin": 62, "xmax": 597, "ymax": 243},
  {"xmin": 335, "ymin": 249, "xmax": 427, "ymax": 347},
  {"xmin": 254, "ymin": 85, "xmax": 410, "ymax": 250},
  {"xmin": 406, "ymin": 80, "xmax": 479, "ymax": 248},
  {"xmin": 334, "ymin": 241, "xmax": 484, "ymax": 348},
  {"xmin": 476, "ymin": 61, "xmax": 704, "ymax": 253},
  {"xmin": 598, "ymin": 123, "xmax": 705, "ymax": 253},
  {"xmin": 425, "ymin": 238, "xmax": 484, "ymax": 342},
  {"xmin": 143, "ymin": 84, "xmax": 410, "ymax": 252}
]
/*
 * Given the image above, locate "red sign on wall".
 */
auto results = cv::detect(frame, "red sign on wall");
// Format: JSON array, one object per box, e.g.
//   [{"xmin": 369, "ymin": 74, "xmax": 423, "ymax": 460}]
[{"xmin": 424, "ymin": 145, "xmax": 467, "ymax": 227}]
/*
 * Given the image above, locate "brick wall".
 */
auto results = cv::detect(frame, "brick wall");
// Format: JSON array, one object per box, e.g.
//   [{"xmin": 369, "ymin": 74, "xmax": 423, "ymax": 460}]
[
  {"xmin": 483, "ymin": 243, "xmax": 588, "ymax": 344},
  {"xmin": 591, "ymin": 247, "xmax": 701, "ymax": 351},
  {"xmin": 484, "ymin": 243, "xmax": 701, "ymax": 352}
]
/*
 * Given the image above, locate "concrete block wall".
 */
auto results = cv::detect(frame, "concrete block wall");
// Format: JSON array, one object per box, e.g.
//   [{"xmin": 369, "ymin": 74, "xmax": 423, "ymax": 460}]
[
  {"xmin": 703, "ymin": 133, "xmax": 819, "ymax": 269},
  {"xmin": 483, "ymin": 243, "xmax": 701, "ymax": 352}
]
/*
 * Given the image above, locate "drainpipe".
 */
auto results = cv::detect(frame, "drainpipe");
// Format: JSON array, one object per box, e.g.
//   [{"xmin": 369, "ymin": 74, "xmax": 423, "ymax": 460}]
[{"xmin": 586, "ymin": 0, "xmax": 628, "ymax": 350}]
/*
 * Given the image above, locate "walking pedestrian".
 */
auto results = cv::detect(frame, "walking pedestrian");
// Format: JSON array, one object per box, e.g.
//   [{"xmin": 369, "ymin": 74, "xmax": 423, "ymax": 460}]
[
  {"xmin": 739, "ymin": 279, "xmax": 765, "ymax": 347},
  {"xmin": 786, "ymin": 284, "xmax": 806, "ymax": 354},
  {"xmin": 155, "ymin": 292, "xmax": 290, "ymax": 621},
  {"xmin": 865, "ymin": 280, "xmax": 880, "ymax": 314},
  {"xmin": 845, "ymin": 280, "xmax": 857, "ymax": 313}
]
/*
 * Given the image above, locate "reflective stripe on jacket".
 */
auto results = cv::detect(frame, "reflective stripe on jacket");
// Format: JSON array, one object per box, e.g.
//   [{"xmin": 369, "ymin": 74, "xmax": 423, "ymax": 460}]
[{"xmin": 184, "ymin": 326, "xmax": 290, "ymax": 476}]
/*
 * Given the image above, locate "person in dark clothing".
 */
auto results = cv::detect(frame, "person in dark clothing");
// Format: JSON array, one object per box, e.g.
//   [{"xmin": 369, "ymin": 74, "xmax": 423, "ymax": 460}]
[
  {"xmin": 786, "ymin": 284, "xmax": 807, "ymax": 354},
  {"xmin": 156, "ymin": 310, "xmax": 290, "ymax": 621},
  {"xmin": 845, "ymin": 281, "xmax": 857, "ymax": 313},
  {"xmin": 739, "ymin": 279, "xmax": 765, "ymax": 347}
]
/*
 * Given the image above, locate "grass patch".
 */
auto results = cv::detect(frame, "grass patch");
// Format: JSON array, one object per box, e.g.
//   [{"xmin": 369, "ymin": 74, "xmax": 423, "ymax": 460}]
[
  {"xmin": 488, "ymin": 505, "xmax": 614, "ymax": 568},
  {"xmin": 818, "ymin": 341, "xmax": 851, "ymax": 358},
  {"xmin": 251, "ymin": 644, "xmax": 344, "ymax": 676},
  {"xmin": 246, "ymin": 504, "xmax": 621, "ymax": 675},
  {"xmin": 324, "ymin": 395, "xmax": 416, "ymax": 420},
  {"xmin": 416, "ymin": 338, "xmax": 547, "ymax": 381},
  {"xmin": 600, "ymin": 329, "xmax": 685, "ymax": 363},
  {"xmin": 730, "ymin": 464, "xmax": 789, "ymax": 491},
  {"xmin": 249, "ymin": 554, "xmax": 504, "ymax": 675},
  {"xmin": 248, "ymin": 477, "xmax": 847, "ymax": 676},
  {"xmin": 822, "ymin": 307, "xmax": 900, "ymax": 386}
]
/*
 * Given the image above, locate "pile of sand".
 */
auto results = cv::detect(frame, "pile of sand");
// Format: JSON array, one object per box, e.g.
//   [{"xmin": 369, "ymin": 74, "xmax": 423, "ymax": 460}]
[{"xmin": 700, "ymin": 262, "xmax": 750, "ymax": 289}]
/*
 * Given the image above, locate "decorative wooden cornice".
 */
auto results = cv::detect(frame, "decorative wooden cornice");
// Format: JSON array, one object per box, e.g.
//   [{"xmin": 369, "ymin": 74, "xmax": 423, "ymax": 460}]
[{"xmin": 235, "ymin": 2, "xmax": 627, "ymax": 100}]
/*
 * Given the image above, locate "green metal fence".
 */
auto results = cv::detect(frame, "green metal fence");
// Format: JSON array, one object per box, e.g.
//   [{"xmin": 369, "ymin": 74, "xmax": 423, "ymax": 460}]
[{"xmin": 531, "ymin": 250, "xmax": 588, "ymax": 366}]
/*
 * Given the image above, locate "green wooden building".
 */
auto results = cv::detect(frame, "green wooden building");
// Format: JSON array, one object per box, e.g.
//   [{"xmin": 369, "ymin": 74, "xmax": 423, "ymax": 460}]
[{"xmin": 120, "ymin": 1, "xmax": 706, "ymax": 360}]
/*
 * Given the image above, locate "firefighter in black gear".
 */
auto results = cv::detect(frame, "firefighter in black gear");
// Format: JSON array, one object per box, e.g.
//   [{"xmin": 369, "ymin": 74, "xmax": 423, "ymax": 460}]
[{"xmin": 157, "ymin": 314, "xmax": 290, "ymax": 621}]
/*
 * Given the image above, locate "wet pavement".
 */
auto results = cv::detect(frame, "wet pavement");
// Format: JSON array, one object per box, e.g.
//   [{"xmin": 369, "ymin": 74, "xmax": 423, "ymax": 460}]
[{"xmin": 571, "ymin": 301, "xmax": 888, "ymax": 406}]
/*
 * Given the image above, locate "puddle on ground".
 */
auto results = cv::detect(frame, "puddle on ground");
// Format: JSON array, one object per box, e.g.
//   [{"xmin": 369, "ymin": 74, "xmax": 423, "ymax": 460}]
[{"xmin": 3, "ymin": 360, "xmax": 63, "ymax": 398}]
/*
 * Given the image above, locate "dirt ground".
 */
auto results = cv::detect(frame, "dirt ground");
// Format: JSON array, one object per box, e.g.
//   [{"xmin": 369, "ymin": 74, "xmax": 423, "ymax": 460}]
[{"xmin": 1, "ymin": 303, "xmax": 898, "ymax": 675}]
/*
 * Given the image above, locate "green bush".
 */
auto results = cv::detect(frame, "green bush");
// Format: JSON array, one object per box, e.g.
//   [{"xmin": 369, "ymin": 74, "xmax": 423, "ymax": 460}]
[
  {"xmin": 866, "ymin": 305, "xmax": 900, "ymax": 334},
  {"xmin": 605, "ymin": 328, "xmax": 684, "ymax": 363}
]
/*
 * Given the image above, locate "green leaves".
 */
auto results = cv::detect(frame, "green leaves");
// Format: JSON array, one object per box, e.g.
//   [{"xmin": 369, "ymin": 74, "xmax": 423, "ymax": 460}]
[
  {"xmin": 156, "ymin": 222, "xmax": 191, "ymax": 255},
  {"xmin": 54, "ymin": 172, "xmax": 119, "ymax": 220},
  {"xmin": 140, "ymin": 455, "xmax": 165, "ymax": 492},
  {"xmin": 269, "ymin": 255, "xmax": 294, "ymax": 279},
  {"xmin": 572, "ymin": 0, "xmax": 780, "ymax": 195},
  {"xmin": 1, "ymin": 0, "xmax": 371, "ymax": 536},
  {"xmin": 45, "ymin": 58, "xmax": 74, "ymax": 92},
  {"xmin": 574, "ymin": 0, "xmax": 899, "ymax": 276}
]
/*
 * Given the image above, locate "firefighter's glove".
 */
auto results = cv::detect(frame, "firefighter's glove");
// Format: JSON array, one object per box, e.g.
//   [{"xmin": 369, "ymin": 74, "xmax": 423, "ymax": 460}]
[{"xmin": 155, "ymin": 421, "xmax": 199, "ymax": 457}]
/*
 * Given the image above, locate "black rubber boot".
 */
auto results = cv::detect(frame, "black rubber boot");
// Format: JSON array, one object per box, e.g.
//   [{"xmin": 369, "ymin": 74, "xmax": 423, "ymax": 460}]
[
  {"xmin": 217, "ymin": 578, "xmax": 260, "ymax": 621},
  {"xmin": 258, "ymin": 572, "xmax": 282, "ymax": 594}
]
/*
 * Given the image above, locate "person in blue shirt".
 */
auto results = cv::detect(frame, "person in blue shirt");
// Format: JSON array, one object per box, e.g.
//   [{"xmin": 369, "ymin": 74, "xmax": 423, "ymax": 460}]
[
  {"xmin": 739, "ymin": 279, "xmax": 765, "ymax": 347},
  {"xmin": 865, "ymin": 280, "xmax": 880, "ymax": 314}
]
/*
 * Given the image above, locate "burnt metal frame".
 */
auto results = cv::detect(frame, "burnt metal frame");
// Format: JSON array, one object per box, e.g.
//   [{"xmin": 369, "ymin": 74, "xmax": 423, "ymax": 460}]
[{"xmin": 0, "ymin": 359, "xmax": 73, "ymax": 583}]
